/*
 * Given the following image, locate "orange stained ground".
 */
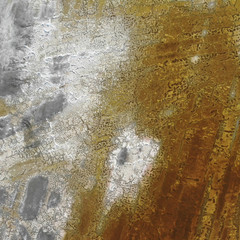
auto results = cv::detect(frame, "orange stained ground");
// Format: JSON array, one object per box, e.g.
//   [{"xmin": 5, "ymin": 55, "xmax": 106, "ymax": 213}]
[{"xmin": 63, "ymin": 1, "xmax": 240, "ymax": 239}]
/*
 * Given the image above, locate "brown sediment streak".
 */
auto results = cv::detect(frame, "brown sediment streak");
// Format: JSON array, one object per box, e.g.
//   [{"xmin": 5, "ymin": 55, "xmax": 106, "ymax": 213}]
[
  {"xmin": 64, "ymin": 1, "xmax": 240, "ymax": 240},
  {"xmin": 0, "ymin": 99, "xmax": 12, "ymax": 117},
  {"xmin": 62, "ymin": 0, "xmax": 107, "ymax": 20}
]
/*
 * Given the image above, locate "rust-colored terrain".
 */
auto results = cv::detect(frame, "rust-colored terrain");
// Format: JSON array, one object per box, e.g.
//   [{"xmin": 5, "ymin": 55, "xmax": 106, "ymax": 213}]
[{"xmin": 63, "ymin": 1, "xmax": 240, "ymax": 239}]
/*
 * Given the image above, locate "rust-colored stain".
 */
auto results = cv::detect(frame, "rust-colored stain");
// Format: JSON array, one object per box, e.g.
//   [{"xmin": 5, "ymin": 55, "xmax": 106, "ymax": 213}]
[{"xmin": 64, "ymin": 1, "xmax": 240, "ymax": 239}]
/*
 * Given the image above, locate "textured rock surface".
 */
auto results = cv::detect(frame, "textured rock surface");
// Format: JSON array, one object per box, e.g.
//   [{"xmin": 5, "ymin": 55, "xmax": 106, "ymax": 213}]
[
  {"xmin": 19, "ymin": 225, "xmax": 32, "ymax": 240},
  {"xmin": 0, "ymin": 0, "xmax": 129, "ymax": 238},
  {"xmin": 2, "ymin": 0, "xmax": 240, "ymax": 239},
  {"xmin": 0, "ymin": 225, "xmax": 6, "ymax": 239},
  {"xmin": 0, "ymin": 187, "xmax": 9, "ymax": 205}
]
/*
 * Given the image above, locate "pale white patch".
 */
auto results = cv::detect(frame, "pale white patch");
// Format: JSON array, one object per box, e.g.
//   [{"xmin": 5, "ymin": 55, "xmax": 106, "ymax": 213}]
[
  {"xmin": 208, "ymin": 1, "xmax": 216, "ymax": 9},
  {"xmin": 191, "ymin": 55, "xmax": 200, "ymax": 64},
  {"xmin": 202, "ymin": 29, "xmax": 208, "ymax": 37},
  {"xmin": 105, "ymin": 126, "xmax": 160, "ymax": 209},
  {"xmin": 230, "ymin": 90, "xmax": 236, "ymax": 99}
]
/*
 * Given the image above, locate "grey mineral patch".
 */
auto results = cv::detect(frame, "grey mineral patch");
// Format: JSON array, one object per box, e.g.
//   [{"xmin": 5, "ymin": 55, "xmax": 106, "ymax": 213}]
[
  {"xmin": 37, "ymin": 228, "xmax": 55, "ymax": 240},
  {"xmin": 21, "ymin": 118, "xmax": 32, "ymax": 130},
  {"xmin": 20, "ymin": 176, "xmax": 48, "ymax": 220},
  {"xmin": 0, "ymin": 187, "xmax": 9, "ymax": 205},
  {"xmin": 50, "ymin": 76, "xmax": 62, "ymax": 84},
  {"xmin": 0, "ymin": 71, "xmax": 22, "ymax": 97},
  {"xmin": 14, "ymin": 28, "xmax": 32, "ymax": 48},
  {"xmin": 47, "ymin": 191, "xmax": 61, "ymax": 209},
  {"xmin": 32, "ymin": 94, "xmax": 66, "ymax": 123},
  {"xmin": 22, "ymin": 123, "xmax": 41, "ymax": 149},
  {"xmin": 0, "ymin": 225, "xmax": 6, "ymax": 239},
  {"xmin": 9, "ymin": 184, "xmax": 19, "ymax": 208},
  {"xmin": 117, "ymin": 147, "xmax": 128, "ymax": 165},
  {"xmin": 52, "ymin": 55, "xmax": 70, "ymax": 73},
  {"xmin": 19, "ymin": 225, "xmax": 32, "ymax": 240},
  {"xmin": 25, "ymin": 140, "xmax": 41, "ymax": 149},
  {"xmin": 12, "ymin": 1, "xmax": 33, "ymax": 28},
  {"xmin": 11, "ymin": 234, "xmax": 18, "ymax": 240},
  {"xmin": 0, "ymin": 116, "xmax": 15, "ymax": 139},
  {"xmin": 11, "ymin": 0, "xmax": 33, "ymax": 49},
  {"xmin": 41, "ymin": 2, "xmax": 54, "ymax": 19}
]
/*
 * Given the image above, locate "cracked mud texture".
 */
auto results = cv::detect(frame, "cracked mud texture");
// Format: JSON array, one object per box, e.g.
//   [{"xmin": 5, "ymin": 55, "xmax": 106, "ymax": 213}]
[{"xmin": 2, "ymin": 0, "xmax": 240, "ymax": 240}]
